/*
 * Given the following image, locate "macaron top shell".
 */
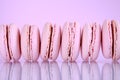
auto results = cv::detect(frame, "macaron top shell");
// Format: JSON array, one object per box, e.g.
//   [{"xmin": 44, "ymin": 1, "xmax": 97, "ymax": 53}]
[
  {"xmin": 0, "ymin": 24, "xmax": 21, "ymax": 62},
  {"xmin": 102, "ymin": 20, "xmax": 113, "ymax": 59},
  {"xmin": 81, "ymin": 23, "xmax": 101, "ymax": 61},
  {"xmin": 8, "ymin": 24, "xmax": 21, "ymax": 61},
  {"xmin": 30, "ymin": 25, "xmax": 40, "ymax": 60},
  {"xmin": 21, "ymin": 25, "xmax": 40, "ymax": 61},
  {"xmin": 61, "ymin": 22, "xmax": 80, "ymax": 61},
  {"xmin": 41, "ymin": 23, "xmax": 60, "ymax": 61},
  {"xmin": 41, "ymin": 23, "xmax": 52, "ymax": 60},
  {"xmin": 114, "ymin": 21, "xmax": 120, "ymax": 60},
  {"xmin": 81, "ymin": 24, "xmax": 92, "ymax": 60},
  {"xmin": 0, "ymin": 25, "xmax": 10, "ymax": 61}
]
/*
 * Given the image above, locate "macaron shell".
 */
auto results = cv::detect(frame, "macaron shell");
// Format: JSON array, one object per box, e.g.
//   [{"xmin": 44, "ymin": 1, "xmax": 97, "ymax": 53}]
[
  {"xmin": 61, "ymin": 23, "xmax": 70, "ymax": 61},
  {"xmin": 0, "ymin": 25, "xmax": 10, "ymax": 61},
  {"xmin": 41, "ymin": 23, "xmax": 51, "ymax": 60},
  {"xmin": 8, "ymin": 24, "xmax": 21, "ymax": 61},
  {"xmin": 82, "ymin": 23, "xmax": 101, "ymax": 61},
  {"xmin": 92, "ymin": 24, "xmax": 101, "ymax": 60},
  {"xmin": 114, "ymin": 21, "xmax": 120, "ymax": 60},
  {"xmin": 21, "ymin": 25, "xmax": 30, "ymax": 60},
  {"xmin": 30, "ymin": 25, "xmax": 40, "ymax": 61},
  {"xmin": 82, "ymin": 24, "xmax": 92, "ymax": 60},
  {"xmin": 62, "ymin": 22, "xmax": 80, "ymax": 61},
  {"xmin": 71, "ymin": 22, "xmax": 80, "ymax": 60},
  {"xmin": 102, "ymin": 20, "xmax": 112, "ymax": 59}
]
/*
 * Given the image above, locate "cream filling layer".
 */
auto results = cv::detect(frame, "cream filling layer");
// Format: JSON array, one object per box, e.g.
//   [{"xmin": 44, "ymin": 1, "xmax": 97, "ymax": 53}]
[
  {"xmin": 88, "ymin": 24, "xmax": 96, "ymax": 60},
  {"xmin": 67, "ymin": 23, "xmax": 76, "ymax": 61},
  {"xmin": 111, "ymin": 20, "xmax": 117, "ymax": 59},
  {"xmin": 27, "ymin": 26, "xmax": 33, "ymax": 61},
  {"xmin": 6, "ymin": 25, "xmax": 12, "ymax": 60},
  {"xmin": 46, "ymin": 25, "xmax": 55, "ymax": 59}
]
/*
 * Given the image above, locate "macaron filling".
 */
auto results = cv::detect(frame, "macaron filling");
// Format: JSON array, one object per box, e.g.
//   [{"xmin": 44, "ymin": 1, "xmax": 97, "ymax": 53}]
[
  {"xmin": 28, "ymin": 26, "xmax": 33, "ymax": 60},
  {"xmin": 48, "ymin": 26, "xmax": 53, "ymax": 58},
  {"xmin": 111, "ymin": 21, "xmax": 114, "ymax": 58},
  {"xmin": 46, "ymin": 25, "xmax": 54, "ymax": 59},
  {"xmin": 29, "ymin": 26, "xmax": 31, "ymax": 59},
  {"xmin": 49, "ymin": 26, "xmax": 56, "ymax": 59},
  {"xmin": 88, "ymin": 24, "xmax": 96, "ymax": 60},
  {"xmin": 68, "ymin": 27, "xmax": 71, "ymax": 58},
  {"xmin": 67, "ymin": 23, "xmax": 76, "ymax": 61},
  {"xmin": 6, "ymin": 25, "xmax": 12, "ymax": 60},
  {"xmin": 111, "ymin": 20, "xmax": 117, "ymax": 59}
]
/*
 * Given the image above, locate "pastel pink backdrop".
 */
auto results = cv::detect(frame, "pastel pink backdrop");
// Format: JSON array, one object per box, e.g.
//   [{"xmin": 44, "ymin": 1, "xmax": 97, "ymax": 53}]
[{"xmin": 0, "ymin": 0, "xmax": 120, "ymax": 62}]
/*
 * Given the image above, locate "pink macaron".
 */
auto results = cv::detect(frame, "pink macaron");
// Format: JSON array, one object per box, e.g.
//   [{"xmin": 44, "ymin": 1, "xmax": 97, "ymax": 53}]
[
  {"xmin": 102, "ymin": 20, "xmax": 120, "ymax": 60},
  {"xmin": 61, "ymin": 22, "xmax": 81, "ymax": 61},
  {"xmin": 41, "ymin": 23, "xmax": 61, "ymax": 61},
  {"xmin": 81, "ymin": 23, "xmax": 101, "ymax": 61},
  {"xmin": 21, "ymin": 24, "xmax": 40, "ymax": 61},
  {"xmin": 0, "ymin": 24, "xmax": 21, "ymax": 62}
]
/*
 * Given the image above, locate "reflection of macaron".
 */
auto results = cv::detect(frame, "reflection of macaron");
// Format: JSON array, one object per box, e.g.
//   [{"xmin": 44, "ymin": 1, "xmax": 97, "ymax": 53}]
[
  {"xmin": 61, "ymin": 22, "xmax": 80, "ymax": 61},
  {"xmin": 0, "ymin": 24, "xmax": 21, "ymax": 62},
  {"xmin": 22, "ymin": 62, "xmax": 40, "ymax": 80},
  {"xmin": 81, "ymin": 61, "xmax": 100, "ymax": 80},
  {"xmin": 41, "ymin": 23, "xmax": 61, "ymax": 61},
  {"xmin": 81, "ymin": 23, "xmax": 101, "ymax": 61},
  {"xmin": 41, "ymin": 61, "xmax": 60, "ymax": 80},
  {"xmin": 102, "ymin": 62, "xmax": 120, "ymax": 80},
  {"xmin": 0, "ymin": 62, "xmax": 22, "ymax": 80},
  {"xmin": 102, "ymin": 20, "xmax": 120, "ymax": 60},
  {"xmin": 21, "ymin": 25, "xmax": 40, "ymax": 61},
  {"xmin": 61, "ymin": 62, "xmax": 80, "ymax": 80}
]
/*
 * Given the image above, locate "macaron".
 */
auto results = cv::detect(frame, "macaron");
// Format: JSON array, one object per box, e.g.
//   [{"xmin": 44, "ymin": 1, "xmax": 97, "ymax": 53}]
[
  {"xmin": 102, "ymin": 20, "xmax": 120, "ymax": 60},
  {"xmin": 21, "ymin": 24, "xmax": 40, "ymax": 61},
  {"xmin": 81, "ymin": 23, "xmax": 101, "ymax": 61},
  {"xmin": 41, "ymin": 23, "xmax": 61, "ymax": 61},
  {"xmin": 0, "ymin": 24, "xmax": 21, "ymax": 62},
  {"xmin": 61, "ymin": 22, "xmax": 80, "ymax": 61}
]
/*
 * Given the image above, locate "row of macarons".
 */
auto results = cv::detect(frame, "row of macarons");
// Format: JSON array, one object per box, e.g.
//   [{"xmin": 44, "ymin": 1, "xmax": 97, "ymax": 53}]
[{"xmin": 0, "ymin": 20, "xmax": 119, "ymax": 62}]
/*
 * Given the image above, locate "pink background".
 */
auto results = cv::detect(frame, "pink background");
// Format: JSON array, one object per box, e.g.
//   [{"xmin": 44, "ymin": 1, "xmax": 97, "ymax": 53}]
[{"xmin": 0, "ymin": 0, "xmax": 120, "ymax": 62}]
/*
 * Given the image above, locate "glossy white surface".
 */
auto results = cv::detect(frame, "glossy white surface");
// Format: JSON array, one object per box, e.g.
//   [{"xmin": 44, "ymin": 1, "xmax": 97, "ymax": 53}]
[{"xmin": 0, "ymin": 60, "xmax": 120, "ymax": 80}]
